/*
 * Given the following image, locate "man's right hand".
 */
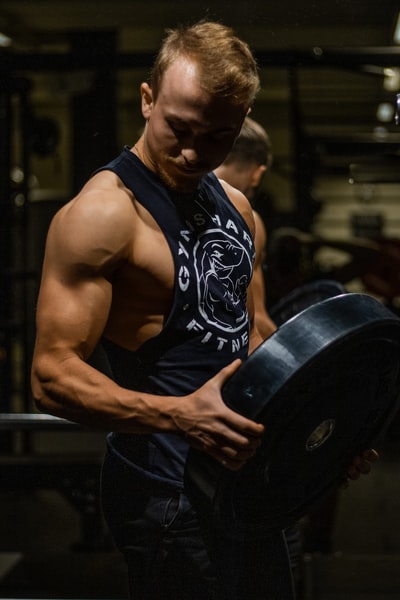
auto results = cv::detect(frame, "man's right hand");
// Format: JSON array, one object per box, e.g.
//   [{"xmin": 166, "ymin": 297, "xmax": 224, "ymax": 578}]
[{"xmin": 174, "ymin": 359, "xmax": 265, "ymax": 470}]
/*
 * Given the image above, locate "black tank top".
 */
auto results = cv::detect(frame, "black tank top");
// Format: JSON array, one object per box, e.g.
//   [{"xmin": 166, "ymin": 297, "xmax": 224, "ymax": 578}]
[{"xmin": 94, "ymin": 146, "xmax": 255, "ymax": 487}]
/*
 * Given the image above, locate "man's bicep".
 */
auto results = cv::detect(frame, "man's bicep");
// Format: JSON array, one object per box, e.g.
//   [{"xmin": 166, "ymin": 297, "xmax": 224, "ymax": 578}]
[
  {"xmin": 35, "ymin": 265, "xmax": 112, "ymax": 360},
  {"xmin": 35, "ymin": 197, "xmax": 122, "ymax": 356}
]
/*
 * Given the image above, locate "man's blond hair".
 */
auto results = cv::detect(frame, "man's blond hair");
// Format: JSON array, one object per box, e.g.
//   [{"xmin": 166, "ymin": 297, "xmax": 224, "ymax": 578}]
[{"xmin": 150, "ymin": 21, "xmax": 260, "ymax": 108}]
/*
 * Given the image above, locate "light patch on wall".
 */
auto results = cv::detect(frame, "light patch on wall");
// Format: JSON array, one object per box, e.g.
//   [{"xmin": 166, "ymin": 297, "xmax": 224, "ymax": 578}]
[
  {"xmin": 0, "ymin": 32, "xmax": 11, "ymax": 47},
  {"xmin": 376, "ymin": 102, "xmax": 395, "ymax": 123},
  {"xmin": 393, "ymin": 11, "xmax": 400, "ymax": 44}
]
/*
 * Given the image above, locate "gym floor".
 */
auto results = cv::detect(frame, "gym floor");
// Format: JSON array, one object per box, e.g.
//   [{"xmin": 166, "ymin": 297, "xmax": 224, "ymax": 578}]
[{"xmin": 1, "ymin": 436, "xmax": 400, "ymax": 600}]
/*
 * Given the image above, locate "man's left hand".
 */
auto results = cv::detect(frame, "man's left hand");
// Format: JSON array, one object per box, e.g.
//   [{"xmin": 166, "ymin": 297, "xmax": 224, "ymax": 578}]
[{"xmin": 342, "ymin": 448, "xmax": 380, "ymax": 488}]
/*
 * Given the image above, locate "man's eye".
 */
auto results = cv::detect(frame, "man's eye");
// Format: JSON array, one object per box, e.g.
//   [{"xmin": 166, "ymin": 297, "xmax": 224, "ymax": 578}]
[
  {"xmin": 208, "ymin": 132, "xmax": 231, "ymax": 142},
  {"xmin": 169, "ymin": 123, "xmax": 187, "ymax": 135}
]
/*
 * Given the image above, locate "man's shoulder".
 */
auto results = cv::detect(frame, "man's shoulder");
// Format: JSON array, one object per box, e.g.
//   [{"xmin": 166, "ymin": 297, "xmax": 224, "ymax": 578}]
[
  {"xmin": 68, "ymin": 171, "xmax": 135, "ymax": 219},
  {"xmin": 215, "ymin": 178, "xmax": 255, "ymax": 237},
  {"xmin": 48, "ymin": 173, "xmax": 138, "ymax": 258}
]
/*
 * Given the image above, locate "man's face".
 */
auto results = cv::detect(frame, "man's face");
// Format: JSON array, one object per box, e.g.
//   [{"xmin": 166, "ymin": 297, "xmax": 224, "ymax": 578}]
[{"xmin": 141, "ymin": 58, "xmax": 248, "ymax": 192}]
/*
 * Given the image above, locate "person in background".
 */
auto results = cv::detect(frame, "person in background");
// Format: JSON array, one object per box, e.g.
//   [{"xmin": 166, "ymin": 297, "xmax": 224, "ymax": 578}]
[
  {"xmin": 214, "ymin": 116, "xmax": 276, "ymax": 339},
  {"xmin": 31, "ymin": 20, "xmax": 378, "ymax": 600}
]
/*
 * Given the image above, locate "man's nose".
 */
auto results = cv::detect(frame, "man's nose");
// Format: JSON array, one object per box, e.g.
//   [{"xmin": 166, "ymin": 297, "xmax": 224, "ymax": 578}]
[{"xmin": 181, "ymin": 147, "xmax": 200, "ymax": 164}]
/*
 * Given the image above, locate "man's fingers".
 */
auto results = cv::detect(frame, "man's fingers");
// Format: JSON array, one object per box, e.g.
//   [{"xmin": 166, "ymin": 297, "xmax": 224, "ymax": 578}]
[
  {"xmin": 346, "ymin": 447, "xmax": 380, "ymax": 481},
  {"xmin": 363, "ymin": 448, "xmax": 380, "ymax": 462},
  {"xmin": 212, "ymin": 358, "xmax": 243, "ymax": 387}
]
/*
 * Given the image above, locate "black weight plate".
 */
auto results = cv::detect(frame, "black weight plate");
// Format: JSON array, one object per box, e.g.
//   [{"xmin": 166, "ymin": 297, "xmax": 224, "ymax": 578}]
[
  {"xmin": 269, "ymin": 278, "xmax": 346, "ymax": 326},
  {"xmin": 185, "ymin": 293, "xmax": 400, "ymax": 538}
]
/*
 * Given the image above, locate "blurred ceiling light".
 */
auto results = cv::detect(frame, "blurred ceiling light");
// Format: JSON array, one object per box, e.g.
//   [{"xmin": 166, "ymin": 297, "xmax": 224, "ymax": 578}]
[
  {"xmin": 394, "ymin": 11, "xmax": 400, "ymax": 44},
  {"xmin": 376, "ymin": 102, "xmax": 395, "ymax": 122},
  {"xmin": 383, "ymin": 67, "xmax": 400, "ymax": 91},
  {"xmin": 0, "ymin": 32, "xmax": 11, "ymax": 47}
]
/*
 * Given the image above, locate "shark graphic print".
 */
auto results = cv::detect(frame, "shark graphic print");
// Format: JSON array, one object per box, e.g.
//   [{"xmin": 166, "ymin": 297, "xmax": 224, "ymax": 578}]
[
  {"xmin": 195, "ymin": 232, "xmax": 249, "ymax": 331},
  {"xmin": 178, "ymin": 209, "xmax": 254, "ymax": 355}
]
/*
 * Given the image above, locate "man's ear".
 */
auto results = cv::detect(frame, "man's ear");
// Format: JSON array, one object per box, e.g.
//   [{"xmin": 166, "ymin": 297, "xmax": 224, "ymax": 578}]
[
  {"xmin": 251, "ymin": 164, "xmax": 267, "ymax": 189},
  {"xmin": 140, "ymin": 82, "xmax": 153, "ymax": 119}
]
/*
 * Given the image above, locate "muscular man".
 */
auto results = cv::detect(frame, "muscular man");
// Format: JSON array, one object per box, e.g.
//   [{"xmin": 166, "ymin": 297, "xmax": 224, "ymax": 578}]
[{"xmin": 31, "ymin": 20, "xmax": 377, "ymax": 600}]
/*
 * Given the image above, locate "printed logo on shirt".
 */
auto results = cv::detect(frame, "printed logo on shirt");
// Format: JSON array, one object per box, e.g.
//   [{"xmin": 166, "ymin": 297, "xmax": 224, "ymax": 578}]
[
  {"xmin": 178, "ymin": 218, "xmax": 253, "ymax": 338},
  {"xmin": 194, "ymin": 232, "xmax": 250, "ymax": 332}
]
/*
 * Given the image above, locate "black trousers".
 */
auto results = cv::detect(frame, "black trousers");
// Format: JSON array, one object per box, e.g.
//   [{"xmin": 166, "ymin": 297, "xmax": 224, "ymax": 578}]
[{"xmin": 101, "ymin": 450, "xmax": 295, "ymax": 600}]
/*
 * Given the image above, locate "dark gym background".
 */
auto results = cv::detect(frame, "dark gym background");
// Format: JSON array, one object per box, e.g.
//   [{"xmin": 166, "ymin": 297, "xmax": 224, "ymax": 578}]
[{"xmin": 1, "ymin": 1, "xmax": 400, "ymax": 598}]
